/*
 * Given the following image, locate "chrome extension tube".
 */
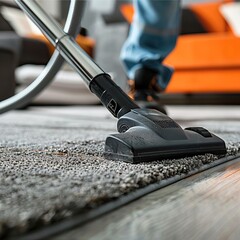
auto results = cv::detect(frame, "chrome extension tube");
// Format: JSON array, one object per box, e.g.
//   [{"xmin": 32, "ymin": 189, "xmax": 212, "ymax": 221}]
[{"xmin": 15, "ymin": 0, "xmax": 105, "ymax": 85}]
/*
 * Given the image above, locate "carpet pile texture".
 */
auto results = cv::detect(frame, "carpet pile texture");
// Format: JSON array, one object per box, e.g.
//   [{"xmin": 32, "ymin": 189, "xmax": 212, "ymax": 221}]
[{"xmin": 0, "ymin": 109, "xmax": 239, "ymax": 239}]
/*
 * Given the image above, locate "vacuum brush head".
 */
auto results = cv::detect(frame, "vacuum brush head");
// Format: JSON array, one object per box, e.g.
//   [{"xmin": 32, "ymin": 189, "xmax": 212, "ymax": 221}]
[{"xmin": 104, "ymin": 109, "xmax": 227, "ymax": 163}]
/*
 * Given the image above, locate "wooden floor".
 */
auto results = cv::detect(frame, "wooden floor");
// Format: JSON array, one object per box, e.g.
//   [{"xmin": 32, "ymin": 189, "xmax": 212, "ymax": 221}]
[{"xmin": 52, "ymin": 156, "xmax": 240, "ymax": 240}]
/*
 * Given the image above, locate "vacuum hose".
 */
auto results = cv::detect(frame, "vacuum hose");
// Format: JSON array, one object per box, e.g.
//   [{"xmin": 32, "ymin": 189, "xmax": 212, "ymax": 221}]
[{"xmin": 0, "ymin": 0, "xmax": 84, "ymax": 114}]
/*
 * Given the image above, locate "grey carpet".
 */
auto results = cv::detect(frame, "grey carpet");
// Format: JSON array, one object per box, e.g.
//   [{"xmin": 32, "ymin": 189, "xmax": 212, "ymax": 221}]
[{"xmin": 0, "ymin": 108, "xmax": 239, "ymax": 239}]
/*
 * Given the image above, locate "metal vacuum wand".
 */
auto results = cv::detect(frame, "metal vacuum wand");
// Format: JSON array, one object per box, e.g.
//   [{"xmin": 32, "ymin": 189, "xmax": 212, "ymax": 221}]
[
  {"xmin": 15, "ymin": 0, "xmax": 138, "ymax": 118},
  {"xmin": 15, "ymin": 0, "xmax": 104, "ymax": 84}
]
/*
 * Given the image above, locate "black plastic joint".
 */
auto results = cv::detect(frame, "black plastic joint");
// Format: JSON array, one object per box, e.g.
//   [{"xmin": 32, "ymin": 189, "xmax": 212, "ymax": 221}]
[{"xmin": 89, "ymin": 74, "xmax": 139, "ymax": 118}]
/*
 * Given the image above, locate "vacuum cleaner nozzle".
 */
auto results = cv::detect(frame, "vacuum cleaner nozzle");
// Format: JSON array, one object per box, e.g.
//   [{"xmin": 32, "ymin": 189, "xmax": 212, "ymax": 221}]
[{"xmin": 104, "ymin": 109, "xmax": 227, "ymax": 163}]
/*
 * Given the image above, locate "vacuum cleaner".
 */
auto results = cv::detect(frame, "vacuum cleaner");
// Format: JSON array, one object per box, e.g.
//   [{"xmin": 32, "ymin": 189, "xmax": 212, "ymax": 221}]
[{"xmin": 12, "ymin": 0, "xmax": 226, "ymax": 163}]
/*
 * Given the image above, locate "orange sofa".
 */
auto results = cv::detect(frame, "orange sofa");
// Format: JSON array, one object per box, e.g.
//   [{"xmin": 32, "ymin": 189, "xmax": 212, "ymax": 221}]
[{"xmin": 121, "ymin": 0, "xmax": 240, "ymax": 94}]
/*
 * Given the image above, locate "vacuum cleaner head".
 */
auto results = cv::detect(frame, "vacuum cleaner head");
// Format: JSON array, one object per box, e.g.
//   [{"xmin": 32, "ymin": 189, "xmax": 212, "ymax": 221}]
[{"xmin": 104, "ymin": 109, "xmax": 227, "ymax": 163}]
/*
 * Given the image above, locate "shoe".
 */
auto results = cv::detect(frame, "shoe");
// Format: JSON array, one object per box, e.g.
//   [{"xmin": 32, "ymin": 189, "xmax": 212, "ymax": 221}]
[{"xmin": 128, "ymin": 68, "xmax": 167, "ymax": 115}]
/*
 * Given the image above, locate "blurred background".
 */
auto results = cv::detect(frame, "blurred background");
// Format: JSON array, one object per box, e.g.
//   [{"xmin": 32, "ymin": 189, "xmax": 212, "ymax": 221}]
[{"xmin": 0, "ymin": 0, "xmax": 239, "ymax": 106}]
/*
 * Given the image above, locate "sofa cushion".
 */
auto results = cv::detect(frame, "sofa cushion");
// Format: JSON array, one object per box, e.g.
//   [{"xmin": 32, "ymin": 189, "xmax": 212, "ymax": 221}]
[
  {"xmin": 190, "ymin": 1, "xmax": 229, "ymax": 33},
  {"xmin": 220, "ymin": 2, "xmax": 240, "ymax": 36}
]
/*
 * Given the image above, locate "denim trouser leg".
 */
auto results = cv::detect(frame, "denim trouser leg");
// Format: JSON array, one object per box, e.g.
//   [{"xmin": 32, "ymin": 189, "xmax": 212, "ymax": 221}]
[{"xmin": 121, "ymin": 0, "xmax": 181, "ymax": 90}]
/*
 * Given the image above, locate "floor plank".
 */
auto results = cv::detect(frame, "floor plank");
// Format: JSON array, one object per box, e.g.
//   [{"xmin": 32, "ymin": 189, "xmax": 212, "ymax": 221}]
[{"xmin": 52, "ymin": 157, "xmax": 240, "ymax": 240}]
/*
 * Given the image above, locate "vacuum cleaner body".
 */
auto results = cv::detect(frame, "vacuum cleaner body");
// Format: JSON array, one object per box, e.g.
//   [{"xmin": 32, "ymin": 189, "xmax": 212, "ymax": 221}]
[{"xmin": 15, "ymin": 0, "xmax": 227, "ymax": 163}]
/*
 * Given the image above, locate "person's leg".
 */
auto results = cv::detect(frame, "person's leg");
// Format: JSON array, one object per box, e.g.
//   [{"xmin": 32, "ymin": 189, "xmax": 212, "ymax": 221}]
[{"xmin": 121, "ymin": 0, "xmax": 181, "ymax": 103}]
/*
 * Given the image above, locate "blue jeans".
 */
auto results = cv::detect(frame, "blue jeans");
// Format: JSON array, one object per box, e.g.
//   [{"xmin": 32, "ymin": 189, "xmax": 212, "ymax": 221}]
[{"xmin": 121, "ymin": 0, "xmax": 181, "ymax": 90}]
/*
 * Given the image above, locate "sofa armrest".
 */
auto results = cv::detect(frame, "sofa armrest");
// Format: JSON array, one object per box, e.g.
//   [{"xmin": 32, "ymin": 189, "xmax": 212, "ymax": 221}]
[
  {"xmin": 18, "ymin": 37, "xmax": 51, "ymax": 66},
  {"xmin": 0, "ymin": 33, "xmax": 21, "ymax": 100}
]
